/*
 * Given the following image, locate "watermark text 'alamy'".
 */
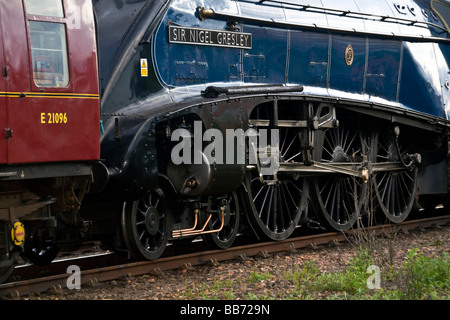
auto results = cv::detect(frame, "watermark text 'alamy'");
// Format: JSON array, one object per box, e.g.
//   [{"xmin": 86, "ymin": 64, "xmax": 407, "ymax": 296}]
[{"xmin": 170, "ymin": 121, "xmax": 280, "ymax": 175}]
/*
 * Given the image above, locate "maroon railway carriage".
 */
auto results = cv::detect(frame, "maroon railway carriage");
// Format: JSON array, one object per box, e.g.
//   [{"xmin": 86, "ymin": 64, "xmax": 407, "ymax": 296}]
[{"xmin": 0, "ymin": 0, "xmax": 100, "ymax": 283}]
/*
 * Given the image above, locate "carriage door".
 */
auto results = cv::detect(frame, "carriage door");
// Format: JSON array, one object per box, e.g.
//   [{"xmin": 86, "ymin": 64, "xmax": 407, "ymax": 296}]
[
  {"xmin": 0, "ymin": 0, "xmax": 32, "ymax": 164},
  {"xmin": 0, "ymin": 2, "xmax": 8, "ymax": 164}
]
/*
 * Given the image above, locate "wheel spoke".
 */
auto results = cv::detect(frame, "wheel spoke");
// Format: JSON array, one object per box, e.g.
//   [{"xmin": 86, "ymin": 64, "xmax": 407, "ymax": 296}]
[
  {"xmin": 286, "ymin": 151, "xmax": 302, "ymax": 162},
  {"xmin": 311, "ymin": 121, "xmax": 363, "ymax": 231},
  {"xmin": 202, "ymin": 192, "xmax": 240, "ymax": 250},
  {"xmin": 282, "ymin": 133, "xmax": 297, "ymax": 158},
  {"xmin": 243, "ymin": 126, "xmax": 307, "ymax": 240},
  {"xmin": 154, "ymin": 198, "xmax": 160, "ymax": 209},
  {"xmin": 344, "ymin": 134, "xmax": 356, "ymax": 154},
  {"xmin": 283, "ymin": 182, "xmax": 298, "ymax": 211},
  {"xmin": 265, "ymin": 187, "xmax": 274, "ymax": 227},
  {"xmin": 121, "ymin": 189, "xmax": 170, "ymax": 260},
  {"xmin": 371, "ymin": 129, "xmax": 418, "ymax": 223},
  {"xmin": 277, "ymin": 188, "xmax": 285, "ymax": 232},
  {"xmin": 259, "ymin": 187, "xmax": 271, "ymax": 218},
  {"xmin": 253, "ymin": 185, "xmax": 266, "ymax": 203}
]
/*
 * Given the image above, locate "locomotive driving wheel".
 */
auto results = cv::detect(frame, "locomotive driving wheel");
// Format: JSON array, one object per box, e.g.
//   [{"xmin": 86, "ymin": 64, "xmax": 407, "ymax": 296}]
[
  {"xmin": 370, "ymin": 129, "xmax": 418, "ymax": 223},
  {"xmin": 121, "ymin": 189, "xmax": 171, "ymax": 260},
  {"xmin": 243, "ymin": 127, "xmax": 307, "ymax": 241},
  {"xmin": 311, "ymin": 124, "xmax": 366, "ymax": 231},
  {"xmin": 201, "ymin": 192, "xmax": 240, "ymax": 249}
]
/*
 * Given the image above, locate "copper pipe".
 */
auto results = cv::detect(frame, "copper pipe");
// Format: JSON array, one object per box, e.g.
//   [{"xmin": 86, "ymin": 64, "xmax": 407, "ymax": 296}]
[
  {"xmin": 171, "ymin": 209, "xmax": 199, "ymax": 238},
  {"xmin": 172, "ymin": 206, "xmax": 225, "ymax": 238}
]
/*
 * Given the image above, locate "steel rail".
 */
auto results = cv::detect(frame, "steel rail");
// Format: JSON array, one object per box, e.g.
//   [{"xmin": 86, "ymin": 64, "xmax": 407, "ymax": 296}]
[{"xmin": 1, "ymin": 214, "xmax": 449, "ymax": 298}]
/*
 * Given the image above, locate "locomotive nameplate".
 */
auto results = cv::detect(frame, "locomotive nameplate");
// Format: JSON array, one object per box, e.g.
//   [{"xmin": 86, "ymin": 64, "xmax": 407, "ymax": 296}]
[{"xmin": 169, "ymin": 25, "xmax": 252, "ymax": 49}]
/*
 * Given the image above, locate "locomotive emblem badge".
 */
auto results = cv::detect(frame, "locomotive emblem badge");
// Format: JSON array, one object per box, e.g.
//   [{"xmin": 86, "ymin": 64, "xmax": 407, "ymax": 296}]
[{"xmin": 345, "ymin": 44, "xmax": 354, "ymax": 66}]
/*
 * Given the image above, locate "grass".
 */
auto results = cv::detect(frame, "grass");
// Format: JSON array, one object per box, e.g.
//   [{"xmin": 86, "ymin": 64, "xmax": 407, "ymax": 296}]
[
  {"xmin": 400, "ymin": 249, "xmax": 449, "ymax": 299},
  {"xmin": 280, "ymin": 248, "xmax": 448, "ymax": 300},
  {"xmin": 177, "ymin": 247, "xmax": 449, "ymax": 300}
]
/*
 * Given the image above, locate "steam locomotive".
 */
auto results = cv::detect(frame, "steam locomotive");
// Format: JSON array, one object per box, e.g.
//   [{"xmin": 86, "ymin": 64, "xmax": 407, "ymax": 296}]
[
  {"xmin": 2, "ymin": 0, "xmax": 450, "ymax": 283},
  {"xmin": 84, "ymin": 0, "xmax": 449, "ymax": 261}
]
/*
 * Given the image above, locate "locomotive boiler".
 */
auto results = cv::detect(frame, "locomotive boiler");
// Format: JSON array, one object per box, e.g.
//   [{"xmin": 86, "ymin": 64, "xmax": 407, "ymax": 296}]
[
  {"xmin": 81, "ymin": 0, "xmax": 449, "ymax": 262},
  {"xmin": 0, "ymin": 0, "xmax": 100, "ymax": 282}
]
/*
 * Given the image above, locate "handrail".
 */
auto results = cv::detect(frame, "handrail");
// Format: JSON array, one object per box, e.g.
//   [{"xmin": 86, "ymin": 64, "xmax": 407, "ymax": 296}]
[
  {"xmin": 253, "ymin": 0, "xmax": 449, "ymax": 34},
  {"xmin": 211, "ymin": 0, "xmax": 450, "ymax": 34},
  {"xmin": 196, "ymin": 3, "xmax": 450, "ymax": 43}
]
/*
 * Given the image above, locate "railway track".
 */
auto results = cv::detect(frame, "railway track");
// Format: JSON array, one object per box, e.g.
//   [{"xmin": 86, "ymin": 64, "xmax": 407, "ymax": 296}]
[{"xmin": 1, "ymin": 213, "xmax": 449, "ymax": 299}]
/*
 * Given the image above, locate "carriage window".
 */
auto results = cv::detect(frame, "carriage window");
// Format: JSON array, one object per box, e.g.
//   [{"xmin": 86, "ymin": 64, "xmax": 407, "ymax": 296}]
[
  {"xmin": 29, "ymin": 21, "xmax": 69, "ymax": 87},
  {"xmin": 25, "ymin": 0, "xmax": 64, "ymax": 17}
]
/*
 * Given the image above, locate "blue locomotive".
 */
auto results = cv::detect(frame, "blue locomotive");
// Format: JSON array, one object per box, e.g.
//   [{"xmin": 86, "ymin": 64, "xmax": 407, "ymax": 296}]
[{"xmin": 84, "ymin": 0, "xmax": 450, "ymax": 261}]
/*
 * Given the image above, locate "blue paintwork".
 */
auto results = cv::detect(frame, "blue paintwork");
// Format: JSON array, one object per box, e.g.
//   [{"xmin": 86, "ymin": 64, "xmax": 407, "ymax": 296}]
[
  {"xmin": 436, "ymin": 42, "xmax": 450, "ymax": 119},
  {"xmin": 90, "ymin": 0, "xmax": 450, "ymax": 198},
  {"xmin": 399, "ymin": 42, "xmax": 445, "ymax": 117},
  {"xmin": 153, "ymin": 0, "xmax": 450, "ymax": 120}
]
